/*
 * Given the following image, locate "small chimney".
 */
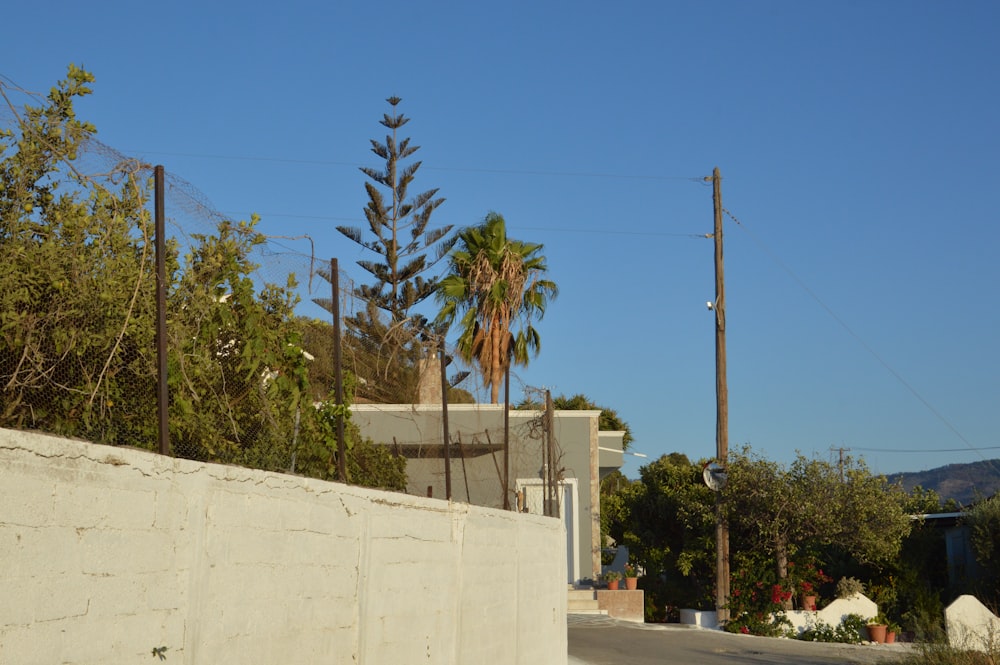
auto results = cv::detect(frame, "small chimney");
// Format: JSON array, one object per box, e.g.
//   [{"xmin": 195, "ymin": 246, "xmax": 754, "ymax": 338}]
[{"xmin": 416, "ymin": 352, "xmax": 443, "ymax": 404}]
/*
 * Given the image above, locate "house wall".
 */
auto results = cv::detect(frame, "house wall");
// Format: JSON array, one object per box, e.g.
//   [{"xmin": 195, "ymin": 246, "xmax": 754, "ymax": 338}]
[
  {"xmin": 0, "ymin": 428, "xmax": 567, "ymax": 665},
  {"xmin": 945, "ymin": 525, "xmax": 982, "ymax": 587},
  {"xmin": 350, "ymin": 404, "xmax": 606, "ymax": 581}
]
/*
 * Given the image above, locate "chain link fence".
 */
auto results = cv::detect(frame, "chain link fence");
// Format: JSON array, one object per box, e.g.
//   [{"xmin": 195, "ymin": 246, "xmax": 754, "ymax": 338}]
[{"xmin": 1, "ymin": 74, "xmax": 562, "ymax": 498}]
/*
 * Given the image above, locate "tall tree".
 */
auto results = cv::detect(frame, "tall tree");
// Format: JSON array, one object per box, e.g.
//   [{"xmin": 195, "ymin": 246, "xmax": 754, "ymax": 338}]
[
  {"xmin": 0, "ymin": 66, "xmax": 408, "ymax": 490},
  {"xmin": 318, "ymin": 96, "xmax": 454, "ymax": 402},
  {"xmin": 0, "ymin": 65, "xmax": 159, "ymax": 443},
  {"xmin": 609, "ymin": 453, "xmax": 717, "ymax": 620},
  {"xmin": 435, "ymin": 212, "xmax": 558, "ymax": 404},
  {"xmin": 725, "ymin": 447, "xmax": 912, "ymax": 596},
  {"xmin": 334, "ymin": 96, "xmax": 453, "ymax": 323},
  {"xmin": 966, "ymin": 493, "xmax": 1000, "ymax": 606}
]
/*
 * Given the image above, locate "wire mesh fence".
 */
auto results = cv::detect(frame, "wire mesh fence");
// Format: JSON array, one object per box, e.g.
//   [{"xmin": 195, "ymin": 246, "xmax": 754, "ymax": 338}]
[{"xmin": 0, "ymin": 73, "xmax": 564, "ymax": 501}]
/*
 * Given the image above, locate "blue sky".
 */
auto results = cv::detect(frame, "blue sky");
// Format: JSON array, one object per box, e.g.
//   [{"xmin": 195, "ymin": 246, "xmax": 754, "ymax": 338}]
[{"xmin": 3, "ymin": 1, "xmax": 998, "ymax": 478}]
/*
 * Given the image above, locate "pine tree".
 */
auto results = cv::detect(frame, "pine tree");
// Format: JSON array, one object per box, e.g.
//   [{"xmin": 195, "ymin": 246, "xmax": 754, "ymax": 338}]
[
  {"xmin": 337, "ymin": 96, "xmax": 453, "ymax": 324},
  {"xmin": 316, "ymin": 97, "xmax": 454, "ymax": 403}
]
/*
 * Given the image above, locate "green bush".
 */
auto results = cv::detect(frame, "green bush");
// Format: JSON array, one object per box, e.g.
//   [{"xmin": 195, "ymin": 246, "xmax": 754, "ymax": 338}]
[
  {"xmin": 901, "ymin": 585, "xmax": 947, "ymax": 643},
  {"xmin": 896, "ymin": 641, "xmax": 1000, "ymax": 665},
  {"xmin": 725, "ymin": 551, "xmax": 795, "ymax": 637},
  {"xmin": 799, "ymin": 613, "xmax": 866, "ymax": 644},
  {"xmin": 835, "ymin": 576, "xmax": 865, "ymax": 598}
]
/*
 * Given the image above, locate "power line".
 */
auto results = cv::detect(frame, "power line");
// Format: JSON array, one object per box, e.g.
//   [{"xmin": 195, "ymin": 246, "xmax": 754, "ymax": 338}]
[
  {"xmin": 852, "ymin": 445, "xmax": 1000, "ymax": 454},
  {"xmin": 218, "ymin": 210, "xmax": 707, "ymax": 238},
  {"xmin": 723, "ymin": 206, "xmax": 995, "ymax": 473},
  {"xmin": 126, "ymin": 149, "xmax": 705, "ymax": 182}
]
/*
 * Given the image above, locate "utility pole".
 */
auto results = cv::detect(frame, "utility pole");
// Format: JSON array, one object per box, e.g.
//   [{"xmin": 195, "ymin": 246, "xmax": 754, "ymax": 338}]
[
  {"xmin": 709, "ymin": 167, "xmax": 730, "ymax": 625},
  {"xmin": 831, "ymin": 446, "xmax": 850, "ymax": 482}
]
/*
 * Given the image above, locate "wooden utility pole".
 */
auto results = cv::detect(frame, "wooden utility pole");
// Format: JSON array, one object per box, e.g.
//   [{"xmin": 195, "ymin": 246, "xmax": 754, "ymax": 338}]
[
  {"xmin": 831, "ymin": 446, "xmax": 850, "ymax": 482},
  {"xmin": 710, "ymin": 167, "xmax": 730, "ymax": 624}
]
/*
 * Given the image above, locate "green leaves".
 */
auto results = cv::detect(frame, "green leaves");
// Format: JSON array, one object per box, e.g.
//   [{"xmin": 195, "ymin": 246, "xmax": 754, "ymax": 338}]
[
  {"xmin": 724, "ymin": 446, "xmax": 912, "ymax": 586},
  {"xmin": 434, "ymin": 211, "xmax": 557, "ymax": 403},
  {"xmin": 0, "ymin": 66, "xmax": 157, "ymax": 442},
  {"xmin": 1, "ymin": 66, "xmax": 409, "ymax": 491},
  {"xmin": 339, "ymin": 97, "xmax": 451, "ymax": 323},
  {"xmin": 964, "ymin": 494, "xmax": 1000, "ymax": 605}
]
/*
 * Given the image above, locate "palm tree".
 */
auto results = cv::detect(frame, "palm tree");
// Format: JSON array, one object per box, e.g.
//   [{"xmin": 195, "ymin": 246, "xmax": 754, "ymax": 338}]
[{"xmin": 435, "ymin": 212, "xmax": 558, "ymax": 403}]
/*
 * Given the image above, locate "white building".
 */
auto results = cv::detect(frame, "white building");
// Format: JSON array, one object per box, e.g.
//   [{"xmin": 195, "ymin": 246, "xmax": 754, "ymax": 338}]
[{"xmin": 350, "ymin": 402, "xmax": 624, "ymax": 583}]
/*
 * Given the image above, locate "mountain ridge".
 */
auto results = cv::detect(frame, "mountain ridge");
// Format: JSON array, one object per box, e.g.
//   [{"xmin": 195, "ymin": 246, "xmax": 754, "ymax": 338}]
[{"xmin": 889, "ymin": 459, "xmax": 1000, "ymax": 507}]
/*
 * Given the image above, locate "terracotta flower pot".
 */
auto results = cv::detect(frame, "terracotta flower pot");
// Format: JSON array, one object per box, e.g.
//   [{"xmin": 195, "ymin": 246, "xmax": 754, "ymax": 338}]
[
  {"xmin": 886, "ymin": 631, "xmax": 897, "ymax": 644},
  {"xmin": 607, "ymin": 580, "xmax": 619, "ymax": 590},
  {"xmin": 868, "ymin": 624, "xmax": 887, "ymax": 643},
  {"xmin": 625, "ymin": 577, "xmax": 638, "ymax": 590},
  {"xmin": 801, "ymin": 594, "xmax": 817, "ymax": 611}
]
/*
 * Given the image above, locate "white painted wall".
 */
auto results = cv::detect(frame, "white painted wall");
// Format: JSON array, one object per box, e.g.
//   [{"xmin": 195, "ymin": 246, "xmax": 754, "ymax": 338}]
[
  {"xmin": 0, "ymin": 428, "xmax": 567, "ymax": 665},
  {"xmin": 782, "ymin": 594, "xmax": 878, "ymax": 634},
  {"xmin": 350, "ymin": 404, "xmax": 606, "ymax": 581},
  {"xmin": 946, "ymin": 594, "xmax": 1000, "ymax": 652}
]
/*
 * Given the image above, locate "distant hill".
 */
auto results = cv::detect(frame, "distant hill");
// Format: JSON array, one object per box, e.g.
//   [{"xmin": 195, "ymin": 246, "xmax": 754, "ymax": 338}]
[{"xmin": 889, "ymin": 459, "xmax": 1000, "ymax": 507}]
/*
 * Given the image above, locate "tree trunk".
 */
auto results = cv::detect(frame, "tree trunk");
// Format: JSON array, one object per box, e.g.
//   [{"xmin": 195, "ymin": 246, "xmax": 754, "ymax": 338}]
[
  {"xmin": 775, "ymin": 535, "xmax": 792, "ymax": 610},
  {"xmin": 489, "ymin": 323, "xmax": 502, "ymax": 404}
]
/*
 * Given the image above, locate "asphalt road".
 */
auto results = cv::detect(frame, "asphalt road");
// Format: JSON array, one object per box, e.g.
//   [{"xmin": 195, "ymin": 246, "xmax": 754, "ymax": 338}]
[{"xmin": 568, "ymin": 614, "xmax": 913, "ymax": 665}]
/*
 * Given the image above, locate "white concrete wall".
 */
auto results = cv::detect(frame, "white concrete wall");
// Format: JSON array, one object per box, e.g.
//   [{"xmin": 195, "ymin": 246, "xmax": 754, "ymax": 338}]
[
  {"xmin": 783, "ymin": 594, "xmax": 878, "ymax": 634},
  {"xmin": 0, "ymin": 428, "xmax": 567, "ymax": 665},
  {"xmin": 350, "ymin": 404, "xmax": 605, "ymax": 581},
  {"xmin": 946, "ymin": 594, "xmax": 1000, "ymax": 652}
]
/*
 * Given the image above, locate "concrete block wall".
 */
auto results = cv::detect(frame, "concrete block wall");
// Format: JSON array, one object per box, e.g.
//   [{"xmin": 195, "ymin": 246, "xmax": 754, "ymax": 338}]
[
  {"xmin": 595, "ymin": 590, "xmax": 644, "ymax": 623},
  {"xmin": 0, "ymin": 428, "xmax": 567, "ymax": 665}
]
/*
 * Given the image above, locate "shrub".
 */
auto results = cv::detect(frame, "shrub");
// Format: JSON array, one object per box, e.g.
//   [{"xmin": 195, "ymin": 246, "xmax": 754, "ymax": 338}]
[
  {"xmin": 896, "ymin": 640, "xmax": 1000, "ymax": 665},
  {"xmin": 726, "ymin": 552, "xmax": 796, "ymax": 637},
  {"xmin": 799, "ymin": 613, "xmax": 867, "ymax": 644},
  {"xmin": 902, "ymin": 585, "xmax": 947, "ymax": 643},
  {"xmin": 836, "ymin": 576, "xmax": 866, "ymax": 598}
]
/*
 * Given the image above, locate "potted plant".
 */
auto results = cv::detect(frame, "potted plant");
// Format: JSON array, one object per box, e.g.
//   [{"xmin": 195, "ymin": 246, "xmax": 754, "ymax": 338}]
[
  {"xmin": 799, "ymin": 581, "xmax": 818, "ymax": 611},
  {"xmin": 624, "ymin": 564, "xmax": 638, "ymax": 590},
  {"xmin": 835, "ymin": 576, "xmax": 865, "ymax": 600},
  {"xmin": 788, "ymin": 559, "xmax": 830, "ymax": 610},
  {"xmin": 867, "ymin": 613, "xmax": 889, "ymax": 643},
  {"xmin": 886, "ymin": 621, "xmax": 901, "ymax": 644},
  {"xmin": 604, "ymin": 570, "xmax": 622, "ymax": 590}
]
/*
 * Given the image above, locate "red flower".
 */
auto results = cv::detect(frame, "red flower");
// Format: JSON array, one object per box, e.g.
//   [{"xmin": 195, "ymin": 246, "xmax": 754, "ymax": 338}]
[
  {"xmin": 740, "ymin": 626, "xmax": 750, "ymax": 634},
  {"xmin": 771, "ymin": 584, "xmax": 792, "ymax": 604}
]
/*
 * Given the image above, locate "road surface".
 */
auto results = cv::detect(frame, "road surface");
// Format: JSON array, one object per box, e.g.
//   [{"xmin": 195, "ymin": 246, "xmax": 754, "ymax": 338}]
[{"xmin": 568, "ymin": 614, "xmax": 912, "ymax": 665}]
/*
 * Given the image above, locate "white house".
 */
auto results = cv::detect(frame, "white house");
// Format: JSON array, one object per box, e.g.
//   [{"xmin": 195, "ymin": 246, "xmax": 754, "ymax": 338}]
[{"xmin": 349, "ymin": 402, "xmax": 624, "ymax": 584}]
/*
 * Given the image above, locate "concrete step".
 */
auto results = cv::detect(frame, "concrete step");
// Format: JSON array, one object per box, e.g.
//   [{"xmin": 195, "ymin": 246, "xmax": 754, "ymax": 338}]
[{"xmin": 568, "ymin": 588, "xmax": 606, "ymax": 614}]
